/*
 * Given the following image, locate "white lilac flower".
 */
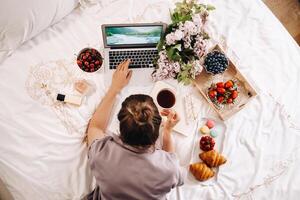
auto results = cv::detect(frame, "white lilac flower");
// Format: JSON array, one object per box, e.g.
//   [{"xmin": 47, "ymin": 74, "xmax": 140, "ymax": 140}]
[
  {"xmin": 192, "ymin": 14, "xmax": 203, "ymax": 27},
  {"xmin": 183, "ymin": 21, "xmax": 198, "ymax": 36},
  {"xmin": 174, "ymin": 29, "xmax": 184, "ymax": 41},
  {"xmin": 166, "ymin": 30, "xmax": 184, "ymax": 46},
  {"xmin": 165, "ymin": 33, "xmax": 177, "ymax": 45},
  {"xmin": 193, "ymin": 36, "xmax": 207, "ymax": 58},
  {"xmin": 152, "ymin": 51, "xmax": 182, "ymax": 81},
  {"xmin": 183, "ymin": 36, "xmax": 192, "ymax": 49},
  {"xmin": 190, "ymin": 59, "xmax": 203, "ymax": 78}
]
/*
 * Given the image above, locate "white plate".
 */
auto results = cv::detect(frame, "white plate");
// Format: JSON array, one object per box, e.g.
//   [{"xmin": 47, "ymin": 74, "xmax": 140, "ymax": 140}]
[{"xmin": 185, "ymin": 117, "xmax": 226, "ymax": 185}]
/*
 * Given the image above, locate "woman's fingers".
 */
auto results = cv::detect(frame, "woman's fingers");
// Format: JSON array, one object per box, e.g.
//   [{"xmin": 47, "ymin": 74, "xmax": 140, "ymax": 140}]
[
  {"xmin": 124, "ymin": 59, "xmax": 131, "ymax": 71},
  {"xmin": 167, "ymin": 111, "xmax": 175, "ymax": 120},
  {"xmin": 160, "ymin": 109, "xmax": 170, "ymax": 116},
  {"xmin": 173, "ymin": 112, "xmax": 180, "ymax": 122},
  {"xmin": 116, "ymin": 60, "xmax": 126, "ymax": 71},
  {"xmin": 120, "ymin": 59, "xmax": 130, "ymax": 71},
  {"xmin": 126, "ymin": 70, "xmax": 133, "ymax": 81}
]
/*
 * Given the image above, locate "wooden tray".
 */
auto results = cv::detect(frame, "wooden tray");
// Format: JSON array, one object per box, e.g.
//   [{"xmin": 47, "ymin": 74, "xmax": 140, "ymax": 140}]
[{"xmin": 193, "ymin": 45, "xmax": 257, "ymax": 120}]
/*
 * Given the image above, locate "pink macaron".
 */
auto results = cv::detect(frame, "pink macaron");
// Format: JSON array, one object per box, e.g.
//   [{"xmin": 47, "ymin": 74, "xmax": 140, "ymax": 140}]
[{"xmin": 206, "ymin": 119, "xmax": 215, "ymax": 129}]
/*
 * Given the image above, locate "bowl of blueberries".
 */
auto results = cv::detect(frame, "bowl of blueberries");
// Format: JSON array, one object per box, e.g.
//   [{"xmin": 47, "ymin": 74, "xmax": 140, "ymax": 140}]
[{"xmin": 204, "ymin": 51, "xmax": 229, "ymax": 75}]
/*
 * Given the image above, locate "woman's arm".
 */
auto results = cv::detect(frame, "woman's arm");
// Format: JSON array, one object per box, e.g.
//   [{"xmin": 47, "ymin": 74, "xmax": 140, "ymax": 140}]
[
  {"xmin": 161, "ymin": 109, "xmax": 180, "ymax": 153},
  {"xmin": 87, "ymin": 59, "xmax": 132, "ymax": 146}
]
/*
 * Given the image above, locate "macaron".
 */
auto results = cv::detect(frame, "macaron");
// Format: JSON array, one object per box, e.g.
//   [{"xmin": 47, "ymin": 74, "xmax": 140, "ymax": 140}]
[
  {"xmin": 199, "ymin": 125, "xmax": 210, "ymax": 135},
  {"xmin": 206, "ymin": 119, "xmax": 215, "ymax": 129},
  {"xmin": 210, "ymin": 130, "xmax": 218, "ymax": 138}
]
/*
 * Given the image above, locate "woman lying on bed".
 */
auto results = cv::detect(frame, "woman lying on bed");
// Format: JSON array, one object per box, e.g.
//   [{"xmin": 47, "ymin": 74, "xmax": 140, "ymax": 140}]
[{"xmin": 84, "ymin": 59, "xmax": 184, "ymax": 200}]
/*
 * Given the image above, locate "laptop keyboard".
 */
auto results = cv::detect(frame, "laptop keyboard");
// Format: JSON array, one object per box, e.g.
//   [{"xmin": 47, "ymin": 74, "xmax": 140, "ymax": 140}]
[{"xmin": 109, "ymin": 49, "xmax": 158, "ymax": 69}]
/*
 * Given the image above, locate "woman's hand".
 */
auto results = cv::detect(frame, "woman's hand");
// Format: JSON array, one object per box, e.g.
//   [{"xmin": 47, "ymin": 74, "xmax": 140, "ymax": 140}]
[
  {"xmin": 161, "ymin": 109, "xmax": 179, "ymax": 153},
  {"xmin": 109, "ymin": 59, "xmax": 132, "ymax": 93},
  {"xmin": 160, "ymin": 109, "xmax": 180, "ymax": 132}
]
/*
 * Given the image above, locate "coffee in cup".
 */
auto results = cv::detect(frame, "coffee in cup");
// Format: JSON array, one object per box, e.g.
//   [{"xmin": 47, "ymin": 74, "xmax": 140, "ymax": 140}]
[{"xmin": 156, "ymin": 89, "xmax": 176, "ymax": 109}]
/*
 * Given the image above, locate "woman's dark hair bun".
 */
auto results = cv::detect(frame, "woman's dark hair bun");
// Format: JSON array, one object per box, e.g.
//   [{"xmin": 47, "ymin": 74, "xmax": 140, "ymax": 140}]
[
  {"xmin": 117, "ymin": 94, "xmax": 162, "ymax": 146},
  {"xmin": 135, "ymin": 106, "xmax": 152, "ymax": 123}
]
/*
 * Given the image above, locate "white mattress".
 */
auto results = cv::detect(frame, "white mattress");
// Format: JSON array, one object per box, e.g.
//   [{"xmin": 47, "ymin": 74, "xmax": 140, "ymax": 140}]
[{"xmin": 0, "ymin": 0, "xmax": 300, "ymax": 199}]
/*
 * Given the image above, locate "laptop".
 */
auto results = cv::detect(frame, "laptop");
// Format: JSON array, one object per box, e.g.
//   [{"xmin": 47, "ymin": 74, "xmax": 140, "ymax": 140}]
[{"xmin": 101, "ymin": 23, "xmax": 166, "ymax": 86}]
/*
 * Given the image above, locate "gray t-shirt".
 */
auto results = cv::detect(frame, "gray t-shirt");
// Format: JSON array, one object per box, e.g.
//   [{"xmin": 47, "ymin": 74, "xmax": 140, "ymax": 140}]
[{"xmin": 87, "ymin": 134, "xmax": 184, "ymax": 200}]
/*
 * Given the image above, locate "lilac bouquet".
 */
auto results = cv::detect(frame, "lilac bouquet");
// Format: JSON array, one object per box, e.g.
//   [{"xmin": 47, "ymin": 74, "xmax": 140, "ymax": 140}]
[{"xmin": 152, "ymin": 0, "xmax": 215, "ymax": 85}]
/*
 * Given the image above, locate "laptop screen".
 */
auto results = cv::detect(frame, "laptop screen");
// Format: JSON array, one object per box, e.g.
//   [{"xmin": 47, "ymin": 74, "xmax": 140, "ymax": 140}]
[{"xmin": 104, "ymin": 25, "xmax": 164, "ymax": 47}]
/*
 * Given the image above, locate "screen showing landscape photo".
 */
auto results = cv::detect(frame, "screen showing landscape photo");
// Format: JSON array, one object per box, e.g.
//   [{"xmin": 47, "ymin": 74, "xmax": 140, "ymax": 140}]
[{"xmin": 105, "ymin": 26, "xmax": 162, "ymax": 45}]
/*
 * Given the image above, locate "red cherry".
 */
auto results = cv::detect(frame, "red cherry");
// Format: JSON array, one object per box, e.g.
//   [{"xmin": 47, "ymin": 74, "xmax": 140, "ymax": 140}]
[
  {"xmin": 95, "ymin": 60, "xmax": 100, "ymax": 65},
  {"xmin": 77, "ymin": 60, "xmax": 82, "ymax": 66},
  {"xmin": 84, "ymin": 61, "xmax": 89, "ymax": 66},
  {"xmin": 90, "ymin": 63, "xmax": 95, "ymax": 68}
]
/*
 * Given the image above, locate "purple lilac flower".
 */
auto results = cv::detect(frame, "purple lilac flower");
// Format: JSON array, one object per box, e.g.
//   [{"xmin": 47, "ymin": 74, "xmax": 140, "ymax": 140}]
[{"xmin": 152, "ymin": 51, "xmax": 181, "ymax": 81}]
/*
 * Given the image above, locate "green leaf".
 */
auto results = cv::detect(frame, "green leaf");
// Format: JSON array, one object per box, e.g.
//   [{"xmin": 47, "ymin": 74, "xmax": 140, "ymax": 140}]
[
  {"xmin": 206, "ymin": 4, "xmax": 215, "ymax": 11},
  {"xmin": 166, "ymin": 47, "xmax": 175, "ymax": 59},
  {"xmin": 157, "ymin": 39, "xmax": 164, "ymax": 51},
  {"xmin": 174, "ymin": 44, "xmax": 182, "ymax": 51}
]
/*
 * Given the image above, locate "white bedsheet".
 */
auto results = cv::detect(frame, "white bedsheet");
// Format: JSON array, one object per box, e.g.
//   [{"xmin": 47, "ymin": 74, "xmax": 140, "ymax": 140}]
[{"xmin": 0, "ymin": 0, "xmax": 300, "ymax": 199}]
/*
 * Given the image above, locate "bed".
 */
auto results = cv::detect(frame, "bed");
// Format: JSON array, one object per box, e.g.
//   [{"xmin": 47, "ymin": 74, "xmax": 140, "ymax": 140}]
[{"xmin": 0, "ymin": 0, "xmax": 300, "ymax": 199}]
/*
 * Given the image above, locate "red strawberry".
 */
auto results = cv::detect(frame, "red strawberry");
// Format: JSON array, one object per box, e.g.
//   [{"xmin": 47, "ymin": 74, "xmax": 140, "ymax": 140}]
[
  {"xmin": 231, "ymin": 90, "xmax": 238, "ymax": 99},
  {"xmin": 225, "ymin": 80, "xmax": 233, "ymax": 89},
  {"xmin": 227, "ymin": 98, "xmax": 233, "ymax": 104},
  {"xmin": 217, "ymin": 96, "xmax": 224, "ymax": 103},
  {"xmin": 216, "ymin": 87, "xmax": 226, "ymax": 94},
  {"xmin": 208, "ymin": 90, "xmax": 217, "ymax": 99},
  {"xmin": 216, "ymin": 82, "xmax": 224, "ymax": 88}
]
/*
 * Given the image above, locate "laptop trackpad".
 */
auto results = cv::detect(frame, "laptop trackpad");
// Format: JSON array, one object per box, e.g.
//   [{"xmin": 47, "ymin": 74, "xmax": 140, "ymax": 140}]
[{"xmin": 128, "ymin": 68, "xmax": 154, "ymax": 86}]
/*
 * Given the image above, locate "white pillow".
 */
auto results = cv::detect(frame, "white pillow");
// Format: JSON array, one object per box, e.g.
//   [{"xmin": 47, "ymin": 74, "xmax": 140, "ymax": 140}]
[{"xmin": 0, "ymin": 0, "xmax": 79, "ymax": 63}]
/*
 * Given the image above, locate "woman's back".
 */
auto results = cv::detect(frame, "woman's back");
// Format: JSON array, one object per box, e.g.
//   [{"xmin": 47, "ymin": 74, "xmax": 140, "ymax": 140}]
[{"xmin": 88, "ymin": 134, "xmax": 184, "ymax": 200}]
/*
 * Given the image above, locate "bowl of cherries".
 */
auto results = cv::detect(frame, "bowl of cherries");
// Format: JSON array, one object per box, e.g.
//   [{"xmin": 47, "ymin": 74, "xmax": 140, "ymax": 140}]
[{"xmin": 76, "ymin": 48, "xmax": 103, "ymax": 73}]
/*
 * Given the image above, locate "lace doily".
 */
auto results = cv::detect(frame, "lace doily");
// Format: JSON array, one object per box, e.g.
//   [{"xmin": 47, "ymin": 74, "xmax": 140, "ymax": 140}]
[{"xmin": 26, "ymin": 60, "xmax": 83, "ymax": 134}]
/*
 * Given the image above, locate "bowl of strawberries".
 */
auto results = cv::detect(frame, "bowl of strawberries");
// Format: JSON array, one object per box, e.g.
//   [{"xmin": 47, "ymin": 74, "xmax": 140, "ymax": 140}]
[
  {"xmin": 207, "ymin": 79, "xmax": 238, "ymax": 106},
  {"xmin": 76, "ymin": 48, "xmax": 103, "ymax": 73}
]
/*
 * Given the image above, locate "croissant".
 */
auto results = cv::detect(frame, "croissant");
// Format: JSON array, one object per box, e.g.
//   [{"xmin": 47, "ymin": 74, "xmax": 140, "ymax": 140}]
[
  {"xmin": 199, "ymin": 150, "xmax": 227, "ymax": 167},
  {"xmin": 189, "ymin": 162, "xmax": 215, "ymax": 181}
]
